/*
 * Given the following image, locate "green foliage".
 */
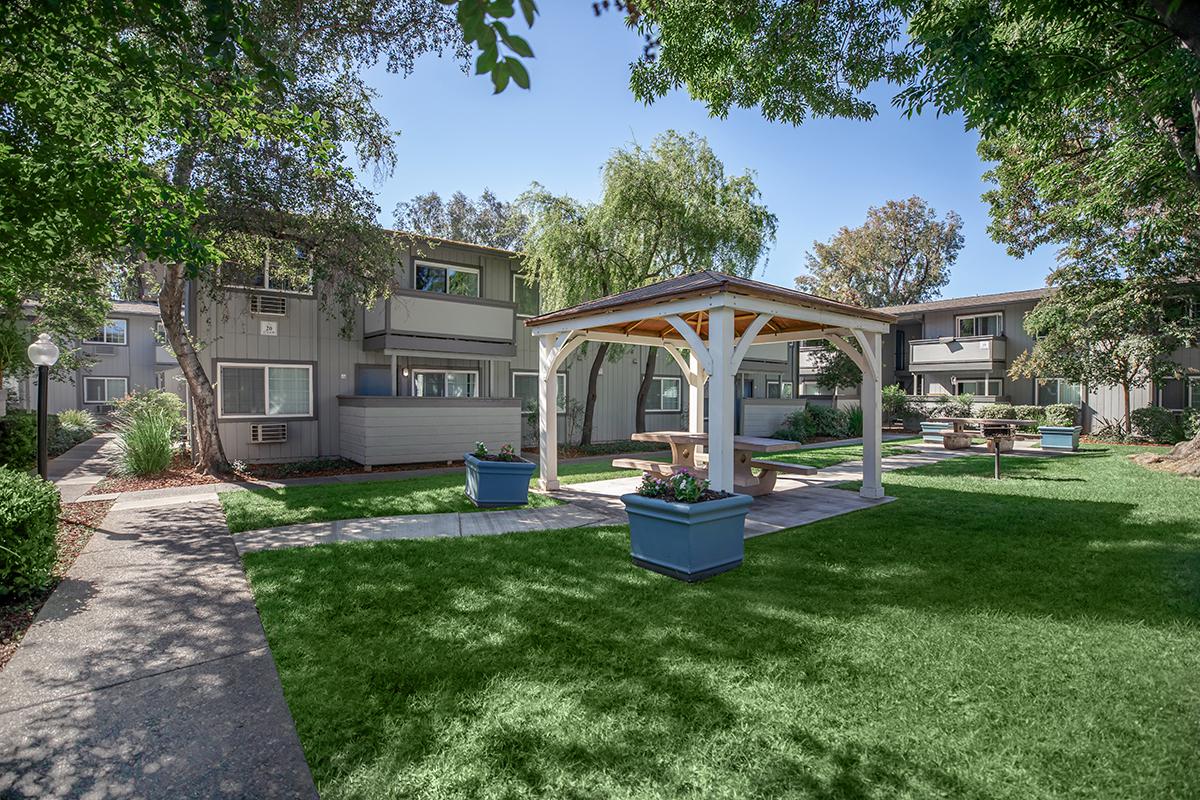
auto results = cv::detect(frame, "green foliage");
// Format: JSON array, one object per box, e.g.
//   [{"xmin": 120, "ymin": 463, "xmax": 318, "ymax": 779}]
[
  {"xmin": 809, "ymin": 341, "xmax": 862, "ymax": 391},
  {"xmin": 1131, "ymin": 407, "xmax": 1187, "ymax": 446},
  {"xmin": 450, "ymin": 0, "xmax": 539, "ymax": 92},
  {"xmin": 395, "ymin": 189, "xmax": 528, "ymax": 251},
  {"xmin": 0, "ymin": 410, "xmax": 36, "ymax": 470},
  {"xmin": 116, "ymin": 412, "xmax": 176, "ymax": 477},
  {"xmin": 56, "ymin": 409, "xmax": 98, "ymax": 434},
  {"xmin": 1183, "ymin": 409, "xmax": 1200, "ymax": 442},
  {"xmin": 976, "ymin": 404, "xmax": 1043, "ymax": 431},
  {"xmin": 49, "ymin": 410, "xmax": 98, "ymax": 457},
  {"xmin": 1043, "ymin": 404, "xmax": 1079, "ymax": 427},
  {"xmin": 773, "ymin": 409, "xmax": 811, "ymax": 443},
  {"xmin": 882, "ymin": 384, "xmax": 911, "ymax": 418},
  {"xmin": 775, "ymin": 404, "xmax": 858, "ymax": 442},
  {"xmin": 0, "ymin": 467, "xmax": 59, "ymax": 600},
  {"xmin": 797, "ymin": 196, "xmax": 962, "ymax": 306},
  {"xmin": 933, "ymin": 394, "xmax": 974, "ymax": 419},
  {"xmin": 636, "ymin": 469, "xmax": 711, "ymax": 503},
  {"xmin": 845, "ymin": 405, "xmax": 865, "ymax": 438},
  {"xmin": 113, "ymin": 390, "xmax": 184, "ymax": 437}
]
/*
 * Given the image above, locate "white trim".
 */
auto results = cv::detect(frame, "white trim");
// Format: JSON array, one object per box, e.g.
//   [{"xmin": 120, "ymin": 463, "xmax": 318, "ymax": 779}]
[
  {"xmin": 512, "ymin": 370, "xmax": 566, "ymax": 414},
  {"xmin": 216, "ymin": 362, "xmax": 314, "ymax": 418},
  {"xmin": 85, "ymin": 318, "xmax": 128, "ymax": 346},
  {"xmin": 411, "ymin": 368, "xmax": 480, "ymax": 398},
  {"xmin": 646, "ymin": 375, "xmax": 682, "ymax": 412},
  {"xmin": 955, "ymin": 311, "xmax": 1003, "ymax": 338},
  {"xmin": 513, "ymin": 273, "xmax": 539, "ymax": 318},
  {"xmin": 414, "ymin": 260, "xmax": 481, "ymax": 298},
  {"xmin": 83, "ymin": 376, "xmax": 128, "ymax": 403}
]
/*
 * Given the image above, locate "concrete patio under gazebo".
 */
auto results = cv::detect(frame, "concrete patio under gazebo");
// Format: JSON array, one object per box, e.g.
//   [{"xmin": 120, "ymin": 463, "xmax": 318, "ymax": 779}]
[{"xmin": 525, "ymin": 271, "xmax": 899, "ymax": 499}]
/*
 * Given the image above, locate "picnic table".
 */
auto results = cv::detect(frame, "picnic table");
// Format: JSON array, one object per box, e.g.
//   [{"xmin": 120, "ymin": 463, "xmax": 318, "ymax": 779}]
[
  {"xmin": 930, "ymin": 417, "xmax": 1030, "ymax": 479},
  {"xmin": 613, "ymin": 431, "xmax": 817, "ymax": 496}
]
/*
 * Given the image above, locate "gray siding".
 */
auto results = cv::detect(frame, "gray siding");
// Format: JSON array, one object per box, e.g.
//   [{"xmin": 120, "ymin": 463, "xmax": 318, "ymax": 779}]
[
  {"xmin": 338, "ymin": 397, "xmax": 521, "ymax": 465},
  {"xmin": 741, "ymin": 399, "xmax": 806, "ymax": 438}
]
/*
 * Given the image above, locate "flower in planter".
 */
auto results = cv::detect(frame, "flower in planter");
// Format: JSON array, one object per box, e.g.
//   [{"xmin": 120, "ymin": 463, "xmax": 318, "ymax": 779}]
[
  {"xmin": 473, "ymin": 441, "xmax": 489, "ymax": 458},
  {"xmin": 498, "ymin": 443, "xmax": 518, "ymax": 462},
  {"xmin": 637, "ymin": 469, "xmax": 711, "ymax": 503}
]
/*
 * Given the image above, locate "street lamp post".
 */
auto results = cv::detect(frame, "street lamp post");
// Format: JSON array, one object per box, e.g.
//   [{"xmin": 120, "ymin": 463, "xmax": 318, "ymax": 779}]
[{"xmin": 27, "ymin": 333, "xmax": 60, "ymax": 480}]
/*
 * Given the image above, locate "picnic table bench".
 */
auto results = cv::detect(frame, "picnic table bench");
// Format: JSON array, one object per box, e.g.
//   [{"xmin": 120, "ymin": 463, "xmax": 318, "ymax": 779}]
[
  {"xmin": 929, "ymin": 417, "xmax": 1031, "ymax": 452},
  {"xmin": 618, "ymin": 431, "xmax": 817, "ymax": 496}
]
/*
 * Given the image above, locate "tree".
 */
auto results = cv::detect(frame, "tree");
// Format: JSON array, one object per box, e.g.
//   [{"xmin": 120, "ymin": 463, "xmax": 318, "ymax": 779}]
[
  {"xmin": 521, "ymin": 130, "xmax": 776, "ymax": 441},
  {"xmin": 797, "ymin": 197, "xmax": 961, "ymax": 307},
  {"xmin": 1011, "ymin": 262, "xmax": 1193, "ymax": 435},
  {"xmin": 395, "ymin": 189, "xmax": 529, "ymax": 250}
]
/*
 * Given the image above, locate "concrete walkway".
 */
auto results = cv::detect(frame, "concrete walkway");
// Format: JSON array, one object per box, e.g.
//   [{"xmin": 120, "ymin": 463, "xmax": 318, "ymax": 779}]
[
  {"xmin": 49, "ymin": 433, "xmax": 120, "ymax": 503},
  {"xmin": 0, "ymin": 498, "xmax": 317, "ymax": 797}
]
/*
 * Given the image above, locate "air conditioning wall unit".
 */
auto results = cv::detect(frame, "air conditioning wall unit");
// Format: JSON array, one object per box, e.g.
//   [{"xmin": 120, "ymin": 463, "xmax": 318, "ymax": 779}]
[
  {"xmin": 250, "ymin": 294, "xmax": 287, "ymax": 316},
  {"xmin": 249, "ymin": 423, "xmax": 287, "ymax": 444},
  {"xmin": 93, "ymin": 345, "xmax": 116, "ymax": 356}
]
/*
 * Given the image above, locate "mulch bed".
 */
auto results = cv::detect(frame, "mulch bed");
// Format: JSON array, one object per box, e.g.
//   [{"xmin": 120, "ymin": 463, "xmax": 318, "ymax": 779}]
[
  {"xmin": 87, "ymin": 452, "xmax": 221, "ymax": 495},
  {"xmin": 0, "ymin": 499, "xmax": 114, "ymax": 671}
]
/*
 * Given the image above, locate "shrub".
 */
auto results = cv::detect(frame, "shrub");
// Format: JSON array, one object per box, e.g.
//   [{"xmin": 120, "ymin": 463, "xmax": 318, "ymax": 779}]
[
  {"xmin": 57, "ymin": 408, "xmax": 98, "ymax": 434},
  {"xmin": 1093, "ymin": 416, "xmax": 1132, "ymax": 443},
  {"xmin": 976, "ymin": 403, "xmax": 1013, "ymax": 419},
  {"xmin": 116, "ymin": 411, "xmax": 176, "ymax": 475},
  {"xmin": 49, "ymin": 409, "xmax": 99, "ymax": 457},
  {"xmin": 804, "ymin": 404, "xmax": 851, "ymax": 439},
  {"xmin": 113, "ymin": 389, "xmax": 185, "ymax": 437},
  {"xmin": 0, "ymin": 467, "xmax": 59, "ymax": 599},
  {"xmin": 1182, "ymin": 409, "xmax": 1200, "ymax": 441},
  {"xmin": 1131, "ymin": 406, "xmax": 1185, "ymax": 444},
  {"xmin": 845, "ymin": 404, "xmax": 865, "ymax": 437},
  {"xmin": 882, "ymin": 384, "xmax": 911, "ymax": 419},
  {"xmin": 1042, "ymin": 404, "xmax": 1079, "ymax": 427},
  {"xmin": 932, "ymin": 394, "xmax": 973, "ymax": 419},
  {"xmin": 773, "ymin": 409, "xmax": 810, "ymax": 443},
  {"xmin": 0, "ymin": 410, "xmax": 37, "ymax": 470}
]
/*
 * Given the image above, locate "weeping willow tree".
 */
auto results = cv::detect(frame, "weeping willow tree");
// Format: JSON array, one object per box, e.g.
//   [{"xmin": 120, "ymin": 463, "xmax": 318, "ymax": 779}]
[{"xmin": 520, "ymin": 130, "xmax": 776, "ymax": 442}]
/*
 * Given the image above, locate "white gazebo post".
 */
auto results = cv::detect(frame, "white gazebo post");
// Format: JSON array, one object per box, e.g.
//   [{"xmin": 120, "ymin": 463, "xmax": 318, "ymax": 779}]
[
  {"xmin": 687, "ymin": 351, "xmax": 707, "ymax": 436},
  {"xmin": 857, "ymin": 330, "xmax": 885, "ymax": 499},
  {"xmin": 537, "ymin": 333, "xmax": 559, "ymax": 491},
  {"xmin": 706, "ymin": 306, "xmax": 736, "ymax": 492}
]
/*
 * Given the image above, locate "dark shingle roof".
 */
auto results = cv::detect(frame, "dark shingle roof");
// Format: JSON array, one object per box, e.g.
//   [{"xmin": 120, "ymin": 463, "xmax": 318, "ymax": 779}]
[{"xmin": 526, "ymin": 270, "xmax": 898, "ymax": 327}]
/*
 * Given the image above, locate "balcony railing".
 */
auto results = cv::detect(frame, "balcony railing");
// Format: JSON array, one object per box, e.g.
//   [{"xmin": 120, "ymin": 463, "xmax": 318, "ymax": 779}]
[
  {"xmin": 363, "ymin": 289, "xmax": 516, "ymax": 357},
  {"xmin": 909, "ymin": 335, "xmax": 1006, "ymax": 369}
]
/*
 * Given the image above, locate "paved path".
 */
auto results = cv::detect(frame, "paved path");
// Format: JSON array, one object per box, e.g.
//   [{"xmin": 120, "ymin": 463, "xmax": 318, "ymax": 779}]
[
  {"xmin": 49, "ymin": 433, "xmax": 120, "ymax": 504},
  {"xmin": 0, "ymin": 498, "xmax": 317, "ymax": 798}
]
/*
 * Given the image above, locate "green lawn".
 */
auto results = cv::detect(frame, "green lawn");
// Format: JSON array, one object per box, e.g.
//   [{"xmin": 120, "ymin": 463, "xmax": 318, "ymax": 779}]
[
  {"xmin": 219, "ymin": 459, "xmax": 650, "ymax": 533},
  {"xmin": 763, "ymin": 437, "xmax": 921, "ymax": 468},
  {"xmin": 244, "ymin": 447, "xmax": 1200, "ymax": 799}
]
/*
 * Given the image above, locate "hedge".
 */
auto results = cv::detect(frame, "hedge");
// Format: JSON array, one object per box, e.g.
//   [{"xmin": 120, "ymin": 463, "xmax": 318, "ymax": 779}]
[
  {"xmin": 0, "ymin": 467, "xmax": 60, "ymax": 600},
  {"xmin": 0, "ymin": 411, "xmax": 37, "ymax": 470}
]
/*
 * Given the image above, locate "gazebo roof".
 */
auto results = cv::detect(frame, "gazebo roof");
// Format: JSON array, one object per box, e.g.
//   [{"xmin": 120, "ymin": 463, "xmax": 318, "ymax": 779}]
[{"xmin": 524, "ymin": 270, "xmax": 896, "ymax": 341}]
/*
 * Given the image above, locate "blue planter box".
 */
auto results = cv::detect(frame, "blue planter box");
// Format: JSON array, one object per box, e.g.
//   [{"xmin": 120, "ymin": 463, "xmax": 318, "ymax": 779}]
[
  {"xmin": 621, "ymin": 492, "xmax": 754, "ymax": 583},
  {"xmin": 921, "ymin": 421, "xmax": 953, "ymax": 444},
  {"xmin": 1038, "ymin": 425, "xmax": 1082, "ymax": 452},
  {"xmin": 464, "ymin": 453, "xmax": 538, "ymax": 507}
]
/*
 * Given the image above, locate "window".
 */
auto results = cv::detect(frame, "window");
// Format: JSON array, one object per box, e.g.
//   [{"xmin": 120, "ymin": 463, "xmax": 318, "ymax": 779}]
[
  {"xmin": 415, "ymin": 261, "xmax": 479, "ymax": 297},
  {"xmin": 413, "ymin": 370, "xmax": 477, "ymax": 398},
  {"xmin": 83, "ymin": 377, "xmax": 128, "ymax": 404},
  {"xmin": 766, "ymin": 376, "xmax": 794, "ymax": 399},
  {"xmin": 956, "ymin": 377, "xmax": 1002, "ymax": 397},
  {"xmin": 798, "ymin": 339, "xmax": 825, "ymax": 349},
  {"xmin": 1037, "ymin": 378, "xmax": 1081, "ymax": 406},
  {"xmin": 86, "ymin": 319, "xmax": 128, "ymax": 345},
  {"xmin": 223, "ymin": 245, "xmax": 313, "ymax": 294},
  {"xmin": 513, "ymin": 274, "xmax": 539, "ymax": 316},
  {"xmin": 797, "ymin": 381, "xmax": 825, "ymax": 396},
  {"xmin": 512, "ymin": 371, "xmax": 567, "ymax": 414},
  {"xmin": 646, "ymin": 376, "xmax": 681, "ymax": 412},
  {"xmin": 1190, "ymin": 377, "xmax": 1200, "ymax": 410},
  {"xmin": 956, "ymin": 312, "xmax": 1003, "ymax": 338},
  {"xmin": 894, "ymin": 330, "xmax": 907, "ymax": 371},
  {"xmin": 217, "ymin": 363, "xmax": 313, "ymax": 417}
]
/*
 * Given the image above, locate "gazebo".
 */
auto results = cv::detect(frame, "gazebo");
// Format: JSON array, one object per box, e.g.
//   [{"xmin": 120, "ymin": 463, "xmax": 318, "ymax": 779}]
[{"xmin": 525, "ymin": 271, "xmax": 898, "ymax": 499}]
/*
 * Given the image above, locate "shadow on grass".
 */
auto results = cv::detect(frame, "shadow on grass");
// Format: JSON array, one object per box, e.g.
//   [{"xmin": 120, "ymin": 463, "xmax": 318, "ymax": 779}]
[{"xmin": 243, "ymin": 451, "xmax": 1200, "ymax": 798}]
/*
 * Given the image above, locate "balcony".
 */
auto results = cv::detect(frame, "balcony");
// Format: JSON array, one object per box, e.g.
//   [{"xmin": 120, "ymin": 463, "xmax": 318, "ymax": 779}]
[
  {"xmin": 909, "ymin": 335, "xmax": 1007, "ymax": 370},
  {"xmin": 363, "ymin": 289, "xmax": 516, "ymax": 358}
]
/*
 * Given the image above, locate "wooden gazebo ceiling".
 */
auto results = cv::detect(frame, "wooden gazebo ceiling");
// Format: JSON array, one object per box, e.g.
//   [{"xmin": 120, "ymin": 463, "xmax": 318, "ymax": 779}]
[
  {"xmin": 525, "ymin": 270, "xmax": 897, "ymax": 333},
  {"xmin": 589, "ymin": 309, "xmax": 824, "ymax": 340}
]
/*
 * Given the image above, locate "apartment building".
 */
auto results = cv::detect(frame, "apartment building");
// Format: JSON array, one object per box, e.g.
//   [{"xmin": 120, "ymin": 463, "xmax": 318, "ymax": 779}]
[
  {"xmin": 797, "ymin": 287, "xmax": 1200, "ymax": 429},
  {"xmin": 10, "ymin": 301, "xmax": 184, "ymax": 416},
  {"xmin": 192, "ymin": 237, "xmax": 801, "ymax": 463}
]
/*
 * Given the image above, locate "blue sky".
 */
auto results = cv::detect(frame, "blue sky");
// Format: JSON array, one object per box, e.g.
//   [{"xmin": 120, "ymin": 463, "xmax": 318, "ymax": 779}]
[{"xmin": 362, "ymin": 6, "xmax": 1057, "ymax": 299}]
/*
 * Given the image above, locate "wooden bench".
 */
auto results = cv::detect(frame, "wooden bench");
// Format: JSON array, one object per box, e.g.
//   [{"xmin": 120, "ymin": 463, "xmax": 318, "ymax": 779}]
[
  {"xmin": 611, "ymin": 458, "xmax": 675, "ymax": 474},
  {"xmin": 749, "ymin": 459, "xmax": 817, "ymax": 476}
]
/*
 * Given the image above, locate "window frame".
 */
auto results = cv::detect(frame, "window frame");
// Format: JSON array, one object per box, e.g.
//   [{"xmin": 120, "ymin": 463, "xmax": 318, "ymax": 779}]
[
  {"xmin": 221, "ymin": 249, "xmax": 314, "ymax": 296},
  {"xmin": 955, "ymin": 377, "xmax": 1003, "ymax": 397},
  {"xmin": 215, "ymin": 362, "xmax": 314, "ymax": 419},
  {"xmin": 1036, "ymin": 377, "xmax": 1082, "ymax": 407},
  {"xmin": 955, "ymin": 311, "xmax": 1004, "ymax": 339},
  {"xmin": 413, "ymin": 260, "xmax": 481, "ymax": 298},
  {"xmin": 83, "ymin": 376, "xmax": 128, "ymax": 404},
  {"xmin": 511, "ymin": 370, "xmax": 567, "ymax": 414},
  {"xmin": 411, "ymin": 368, "xmax": 480, "ymax": 399},
  {"xmin": 646, "ymin": 375, "xmax": 683, "ymax": 413},
  {"xmin": 513, "ymin": 273, "xmax": 539, "ymax": 317},
  {"xmin": 1189, "ymin": 376, "xmax": 1200, "ymax": 410},
  {"xmin": 766, "ymin": 375, "xmax": 795, "ymax": 400},
  {"xmin": 85, "ymin": 318, "xmax": 129, "ymax": 346}
]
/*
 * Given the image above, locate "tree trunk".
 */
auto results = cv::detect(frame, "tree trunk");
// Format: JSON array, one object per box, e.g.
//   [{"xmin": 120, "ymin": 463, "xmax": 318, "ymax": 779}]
[
  {"xmin": 580, "ymin": 342, "xmax": 609, "ymax": 447},
  {"xmin": 159, "ymin": 263, "xmax": 229, "ymax": 474},
  {"xmin": 1121, "ymin": 381, "xmax": 1132, "ymax": 436},
  {"xmin": 634, "ymin": 347, "xmax": 658, "ymax": 433}
]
